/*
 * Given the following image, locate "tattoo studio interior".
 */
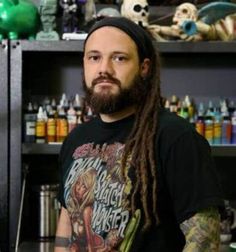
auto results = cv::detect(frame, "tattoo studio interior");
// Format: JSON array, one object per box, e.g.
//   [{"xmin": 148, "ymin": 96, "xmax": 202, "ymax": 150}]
[{"xmin": 1, "ymin": 0, "xmax": 236, "ymax": 251}]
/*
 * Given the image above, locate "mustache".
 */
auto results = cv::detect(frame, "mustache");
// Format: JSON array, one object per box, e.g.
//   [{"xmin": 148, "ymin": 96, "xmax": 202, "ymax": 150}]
[{"xmin": 92, "ymin": 75, "xmax": 121, "ymax": 87}]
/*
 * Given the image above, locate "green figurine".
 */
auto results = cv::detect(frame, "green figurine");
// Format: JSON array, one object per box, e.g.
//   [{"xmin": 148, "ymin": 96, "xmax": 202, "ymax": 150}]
[{"xmin": 0, "ymin": 0, "xmax": 40, "ymax": 40}]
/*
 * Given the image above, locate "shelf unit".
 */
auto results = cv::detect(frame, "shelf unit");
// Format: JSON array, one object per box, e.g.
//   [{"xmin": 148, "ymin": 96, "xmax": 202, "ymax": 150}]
[
  {"xmin": 9, "ymin": 40, "xmax": 84, "ymax": 250},
  {"xmin": 0, "ymin": 40, "xmax": 9, "ymax": 252},
  {"xmin": 8, "ymin": 40, "xmax": 236, "ymax": 250}
]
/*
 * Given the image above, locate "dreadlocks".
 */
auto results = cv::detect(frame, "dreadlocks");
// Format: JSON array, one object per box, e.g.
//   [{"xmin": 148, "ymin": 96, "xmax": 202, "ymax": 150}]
[{"xmin": 121, "ymin": 43, "xmax": 162, "ymax": 232}]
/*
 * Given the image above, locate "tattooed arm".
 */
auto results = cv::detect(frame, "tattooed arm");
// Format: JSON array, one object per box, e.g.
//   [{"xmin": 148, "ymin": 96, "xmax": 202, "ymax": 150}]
[
  {"xmin": 180, "ymin": 207, "xmax": 221, "ymax": 252},
  {"xmin": 54, "ymin": 207, "xmax": 72, "ymax": 252}
]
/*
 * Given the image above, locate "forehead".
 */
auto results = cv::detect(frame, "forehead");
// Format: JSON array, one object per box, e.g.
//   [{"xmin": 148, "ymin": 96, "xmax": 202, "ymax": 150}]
[{"xmin": 84, "ymin": 26, "xmax": 138, "ymax": 53}]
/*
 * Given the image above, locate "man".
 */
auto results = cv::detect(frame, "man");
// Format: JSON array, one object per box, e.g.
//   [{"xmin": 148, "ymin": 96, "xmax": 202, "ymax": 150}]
[{"xmin": 55, "ymin": 17, "xmax": 223, "ymax": 252}]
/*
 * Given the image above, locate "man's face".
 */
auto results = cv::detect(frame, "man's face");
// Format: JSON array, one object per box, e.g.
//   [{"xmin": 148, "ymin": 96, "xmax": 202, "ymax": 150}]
[{"xmin": 83, "ymin": 26, "xmax": 149, "ymax": 114}]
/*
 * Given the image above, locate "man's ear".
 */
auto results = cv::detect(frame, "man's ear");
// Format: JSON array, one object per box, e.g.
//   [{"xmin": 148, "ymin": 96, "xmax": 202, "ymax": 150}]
[{"xmin": 140, "ymin": 58, "xmax": 151, "ymax": 78}]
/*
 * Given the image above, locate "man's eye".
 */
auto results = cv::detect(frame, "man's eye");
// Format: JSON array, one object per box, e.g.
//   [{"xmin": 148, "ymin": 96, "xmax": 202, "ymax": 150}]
[
  {"xmin": 88, "ymin": 55, "xmax": 100, "ymax": 61},
  {"xmin": 113, "ymin": 55, "xmax": 126, "ymax": 62}
]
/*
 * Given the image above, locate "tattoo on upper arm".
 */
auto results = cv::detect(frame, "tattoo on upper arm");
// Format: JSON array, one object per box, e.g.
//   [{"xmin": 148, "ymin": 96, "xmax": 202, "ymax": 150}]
[
  {"xmin": 180, "ymin": 207, "xmax": 220, "ymax": 252},
  {"xmin": 54, "ymin": 236, "xmax": 70, "ymax": 248}
]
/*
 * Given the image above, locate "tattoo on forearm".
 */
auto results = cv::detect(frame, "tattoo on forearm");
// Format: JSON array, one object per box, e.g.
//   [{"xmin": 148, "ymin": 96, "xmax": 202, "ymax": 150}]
[
  {"xmin": 180, "ymin": 207, "xmax": 220, "ymax": 252},
  {"xmin": 54, "ymin": 236, "xmax": 70, "ymax": 248}
]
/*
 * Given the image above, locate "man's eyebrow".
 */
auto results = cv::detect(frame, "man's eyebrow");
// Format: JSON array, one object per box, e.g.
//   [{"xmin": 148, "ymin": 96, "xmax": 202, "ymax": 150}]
[
  {"xmin": 85, "ymin": 50, "xmax": 129, "ymax": 54},
  {"xmin": 85, "ymin": 50, "xmax": 100, "ymax": 54}
]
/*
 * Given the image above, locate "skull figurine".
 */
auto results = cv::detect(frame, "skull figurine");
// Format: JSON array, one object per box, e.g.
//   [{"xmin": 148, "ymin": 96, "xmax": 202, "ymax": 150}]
[
  {"xmin": 173, "ymin": 3, "xmax": 198, "ymax": 26},
  {"xmin": 121, "ymin": 0, "xmax": 149, "ymax": 27}
]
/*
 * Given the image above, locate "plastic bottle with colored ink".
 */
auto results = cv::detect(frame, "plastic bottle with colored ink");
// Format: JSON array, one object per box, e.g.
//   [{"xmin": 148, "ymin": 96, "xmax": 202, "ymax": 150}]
[
  {"xmin": 46, "ymin": 108, "xmax": 56, "ymax": 143},
  {"xmin": 213, "ymin": 108, "xmax": 222, "ymax": 145},
  {"xmin": 84, "ymin": 107, "xmax": 94, "ymax": 122},
  {"xmin": 56, "ymin": 106, "xmax": 68, "ymax": 142},
  {"xmin": 221, "ymin": 101, "xmax": 232, "ymax": 144},
  {"xmin": 228, "ymin": 100, "xmax": 235, "ymax": 117},
  {"xmin": 73, "ymin": 94, "xmax": 83, "ymax": 124},
  {"xmin": 35, "ymin": 106, "xmax": 47, "ymax": 143},
  {"xmin": 169, "ymin": 95, "xmax": 178, "ymax": 114},
  {"xmin": 67, "ymin": 104, "xmax": 77, "ymax": 133},
  {"xmin": 204, "ymin": 110, "xmax": 214, "ymax": 145},
  {"xmin": 231, "ymin": 111, "xmax": 236, "ymax": 144},
  {"xmin": 23, "ymin": 102, "xmax": 37, "ymax": 143},
  {"xmin": 61, "ymin": 93, "xmax": 69, "ymax": 112},
  {"xmin": 195, "ymin": 103, "xmax": 205, "ymax": 137},
  {"xmin": 184, "ymin": 95, "xmax": 194, "ymax": 120},
  {"xmin": 179, "ymin": 101, "xmax": 189, "ymax": 120},
  {"xmin": 164, "ymin": 99, "xmax": 170, "ymax": 112}
]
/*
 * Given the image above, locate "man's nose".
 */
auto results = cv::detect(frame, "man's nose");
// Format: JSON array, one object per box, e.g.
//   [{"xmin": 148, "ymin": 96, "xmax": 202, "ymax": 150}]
[{"xmin": 98, "ymin": 58, "xmax": 114, "ymax": 75}]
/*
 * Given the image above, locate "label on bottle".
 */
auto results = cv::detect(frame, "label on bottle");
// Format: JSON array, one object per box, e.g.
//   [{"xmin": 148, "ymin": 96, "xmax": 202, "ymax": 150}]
[
  {"xmin": 36, "ymin": 121, "xmax": 46, "ymax": 137},
  {"xmin": 47, "ymin": 119, "xmax": 56, "ymax": 136},
  {"xmin": 24, "ymin": 113, "xmax": 37, "ymax": 143},
  {"xmin": 26, "ymin": 121, "xmax": 36, "ymax": 136}
]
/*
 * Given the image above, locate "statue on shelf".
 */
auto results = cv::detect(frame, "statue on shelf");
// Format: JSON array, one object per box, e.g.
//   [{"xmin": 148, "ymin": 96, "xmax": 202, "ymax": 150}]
[
  {"xmin": 0, "ymin": 0, "xmax": 40, "ymax": 40},
  {"xmin": 148, "ymin": 3, "xmax": 202, "ymax": 41},
  {"xmin": 148, "ymin": 1, "xmax": 236, "ymax": 41},
  {"xmin": 36, "ymin": 0, "xmax": 60, "ymax": 40},
  {"xmin": 181, "ymin": 2, "xmax": 236, "ymax": 41},
  {"xmin": 60, "ymin": 0, "xmax": 95, "ymax": 40},
  {"xmin": 121, "ymin": 0, "xmax": 149, "ymax": 28}
]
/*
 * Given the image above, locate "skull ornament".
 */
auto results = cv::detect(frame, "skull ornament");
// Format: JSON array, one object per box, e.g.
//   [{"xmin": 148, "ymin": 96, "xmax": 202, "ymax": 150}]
[
  {"xmin": 121, "ymin": 0, "xmax": 149, "ymax": 27},
  {"xmin": 173, "ymin": 3, "xmax": 198, "ymax": 26}
]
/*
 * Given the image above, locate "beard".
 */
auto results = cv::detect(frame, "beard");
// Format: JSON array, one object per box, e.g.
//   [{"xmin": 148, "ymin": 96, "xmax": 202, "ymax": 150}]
[{"xmin": 83, "ymin": 73, "xmax": 147, "ymax": 114}]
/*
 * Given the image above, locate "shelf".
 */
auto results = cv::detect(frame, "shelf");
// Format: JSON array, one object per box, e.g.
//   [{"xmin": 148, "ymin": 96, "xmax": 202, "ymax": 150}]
[
  {"xmin": 22, "ymin": 143, "xmax": 62, "ymax": 155},
  {"xmin": 211, "ymin": 145, "xmax": 236, "ymax": 157},
  {"xmin": 10, "ymin": 40, "xmax": 236, "ymax": 54},
  {"xmin": 22, "ymin": 143, "xmax": 236, "ymax": 157},
  {"xmin": 10, "ymin": 40, "xmax": 84, "ymax": 52},
  {"xmin": 156, "ymin": 41, "xmax": 236, "ymax": 53}
]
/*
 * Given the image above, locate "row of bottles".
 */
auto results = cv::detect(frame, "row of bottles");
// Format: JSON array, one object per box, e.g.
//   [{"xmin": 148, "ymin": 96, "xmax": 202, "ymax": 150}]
[
  {"xmin": 23, "ymin": 93, "xmax": 95, "ymax": 143},
  {"xmin": 164, "ymin": 95, "xmax": 236, "ymax": 145}
]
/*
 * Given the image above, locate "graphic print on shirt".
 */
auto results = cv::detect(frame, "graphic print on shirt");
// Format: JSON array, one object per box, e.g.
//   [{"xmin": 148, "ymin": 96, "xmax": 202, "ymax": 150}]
[{"xmin": 64, "ymin": 142, "xmax": 133, "ymax": 251}]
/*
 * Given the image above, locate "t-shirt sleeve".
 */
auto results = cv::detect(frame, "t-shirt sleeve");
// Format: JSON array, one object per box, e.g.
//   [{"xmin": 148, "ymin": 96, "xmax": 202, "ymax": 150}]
[{"xmin": 163, "ymin": 130, "xmax": 223, "ymax": 224}]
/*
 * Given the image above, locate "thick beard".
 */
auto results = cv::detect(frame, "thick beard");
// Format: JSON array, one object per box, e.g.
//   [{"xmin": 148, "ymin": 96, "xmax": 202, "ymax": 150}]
[{"xmin": 83, "ymin": 75, "xmax": 147, "ymax": 114}]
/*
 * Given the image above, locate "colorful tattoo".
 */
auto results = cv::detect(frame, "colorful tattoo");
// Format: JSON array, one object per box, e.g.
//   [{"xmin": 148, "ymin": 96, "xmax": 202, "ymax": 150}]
[{"xmin": 180, "ymin": 207, "xmax": 220, "ymax": 252}]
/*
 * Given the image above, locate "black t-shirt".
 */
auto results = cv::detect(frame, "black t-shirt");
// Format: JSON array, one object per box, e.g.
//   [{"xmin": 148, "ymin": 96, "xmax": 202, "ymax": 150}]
[{"xmin": 58, "ymin": 109, "xmax": 222, "ymax": 252}]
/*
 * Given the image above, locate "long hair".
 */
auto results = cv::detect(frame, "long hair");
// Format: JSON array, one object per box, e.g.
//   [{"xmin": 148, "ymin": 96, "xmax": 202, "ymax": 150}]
[{"xmin": 121, "ymin": 43, "xmax": 162, "ymax": 232}]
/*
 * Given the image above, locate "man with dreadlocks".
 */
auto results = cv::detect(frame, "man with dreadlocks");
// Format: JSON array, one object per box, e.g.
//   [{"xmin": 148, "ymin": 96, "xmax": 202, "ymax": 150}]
[{"xmin": 55, "ymin": 17, "xmax": 223, "ymax": 252}]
